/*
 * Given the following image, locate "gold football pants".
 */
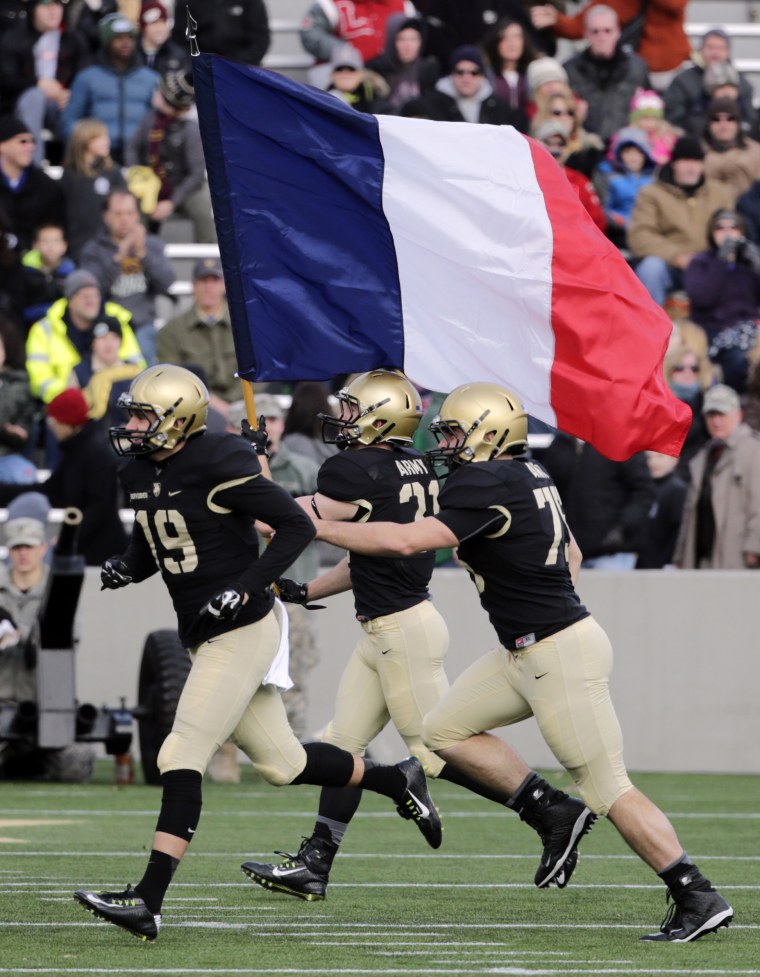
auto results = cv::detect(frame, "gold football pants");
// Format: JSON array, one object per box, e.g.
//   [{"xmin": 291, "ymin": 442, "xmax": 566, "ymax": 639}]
[
  {"xmin": 158, "ymin": 610, "xmax": 306, "ymax": 786},
  {"xmin": 323, "ymin": 599, "xmax": 449, "ymax": 777},
  {"xmin": 423, "ymin": 615, "xmax": 633, "ymax": 814}
]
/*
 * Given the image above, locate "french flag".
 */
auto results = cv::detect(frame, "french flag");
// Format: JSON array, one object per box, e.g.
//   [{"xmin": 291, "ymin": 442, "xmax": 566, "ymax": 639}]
[{"xmin": 193, "ymin": 54, "xmax": 690, "ymax": 462}]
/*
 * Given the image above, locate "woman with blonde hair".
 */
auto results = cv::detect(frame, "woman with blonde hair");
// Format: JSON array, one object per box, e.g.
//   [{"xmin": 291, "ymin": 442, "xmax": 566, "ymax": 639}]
[
  {"xmin": 60, "ymin": 118, "xmax": 126, "ymax": 260},
  {"xmin": 531, "ymin": 85, "xmax": 603, "ymax": 177}
]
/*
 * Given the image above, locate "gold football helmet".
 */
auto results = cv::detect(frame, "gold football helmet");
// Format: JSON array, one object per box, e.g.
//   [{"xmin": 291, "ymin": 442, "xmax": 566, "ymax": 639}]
[
  {"xmin": 428, "ymin": 382, "xmax": 528, "ymax": 470},
  {"xmin": 109, "ymin": 364, "xmax": 210, "ymax": 456},
  {"xmin": 321, "ymin": 369, "xmax": 423, "ymax": 448}
]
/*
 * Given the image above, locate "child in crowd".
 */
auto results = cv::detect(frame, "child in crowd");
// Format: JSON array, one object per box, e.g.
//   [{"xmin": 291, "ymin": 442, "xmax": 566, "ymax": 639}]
[
  {"xmin": 625, "ymin": 89, "xmax": 679, "ymax": 166},
  {"xmin": 21, "ymin": 223, "xmax": 76, "ymax": 328},
  {"xmin": 68, "ymin": 315, "xmax": 142, "ymax": 430},
  {"xmin": 604, "ymin": 128, "xmax": 657, "ymax": 247}
]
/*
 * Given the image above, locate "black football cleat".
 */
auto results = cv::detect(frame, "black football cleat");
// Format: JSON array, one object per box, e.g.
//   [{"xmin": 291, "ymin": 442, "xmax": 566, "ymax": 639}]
[
  {"xmin": 640, "ymin": 886, "xmax": 733, "ymax": 942},
  {"xmin": 395, "ymin": 756, "xmax": 442, "ymax": 849},
  {"xmin": 73, "ymin": 885, "xmax": 161, "ymax": 941},
  {"xmin": 531, "ymin": 794, "xmax": 596, "ymax": 888},
  {"xmin": 241, "ymin": 835, "xmax": 337, "ymax": 901}
]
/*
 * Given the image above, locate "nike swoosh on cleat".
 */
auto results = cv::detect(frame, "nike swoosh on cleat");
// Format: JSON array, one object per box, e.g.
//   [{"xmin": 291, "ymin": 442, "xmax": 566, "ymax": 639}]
[
  {"xmin": 407, "ymin": 790, "xmax": 430, "ymax": 819},
  {"xmin": 272, "ymin": 866, "xmax": 306, "ymax": 878}
]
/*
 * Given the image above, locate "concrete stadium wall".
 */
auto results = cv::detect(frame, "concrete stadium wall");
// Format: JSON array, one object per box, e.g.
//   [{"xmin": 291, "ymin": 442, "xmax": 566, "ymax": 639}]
[{"xmin": 74, "ymin": 567, "xmax": 759, "ymax": 775}]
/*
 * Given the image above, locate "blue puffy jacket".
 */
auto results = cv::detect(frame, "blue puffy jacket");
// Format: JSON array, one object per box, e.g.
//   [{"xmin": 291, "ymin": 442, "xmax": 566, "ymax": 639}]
[{"xmin": 62, "ymin": 55, "xmax": 159, "ymax": 157}]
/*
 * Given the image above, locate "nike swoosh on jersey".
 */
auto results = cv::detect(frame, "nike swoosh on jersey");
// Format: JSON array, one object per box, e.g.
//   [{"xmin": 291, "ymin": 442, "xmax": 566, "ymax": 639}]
[
  {"xmin": 168, "ymin": 490, "xmax": 182, "ymax": 496},
  {"xmin": 406, "ymin": 790, "xmax": 430, "ymax": 819},
  {"xmin": 534, "ymin": 672, "xmax": 549, "ymax": 680}
]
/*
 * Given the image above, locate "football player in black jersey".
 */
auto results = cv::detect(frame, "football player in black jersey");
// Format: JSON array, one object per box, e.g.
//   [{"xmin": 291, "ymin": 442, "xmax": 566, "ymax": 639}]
[
  {"xmin": 73, "ymin": 365, "xmax": 442, "ymax": 942},
  {"xmin": 308, "ymin": 381, "xmax": 733, "ymax": 943},
  {"xmin": 242, "ymin": 369, "xmax": 587, "ymax": 902}
]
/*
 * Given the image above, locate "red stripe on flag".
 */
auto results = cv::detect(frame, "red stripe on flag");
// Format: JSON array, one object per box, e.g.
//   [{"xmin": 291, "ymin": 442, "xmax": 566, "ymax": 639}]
[{"xmin": 527, "ymin": 139, "xmax": 691, "ymax": 461}]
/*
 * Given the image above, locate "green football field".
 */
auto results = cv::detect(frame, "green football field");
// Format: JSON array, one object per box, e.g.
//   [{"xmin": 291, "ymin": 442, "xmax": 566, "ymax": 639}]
[{"xmin": 0, "ymin": 763, "xmax": 758, "ymax": 976}]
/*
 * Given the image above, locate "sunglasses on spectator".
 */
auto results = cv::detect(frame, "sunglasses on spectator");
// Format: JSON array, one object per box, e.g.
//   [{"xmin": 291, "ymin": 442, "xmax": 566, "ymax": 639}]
[
  {"xmin": 714, "ymin": 222, "xmax": 739, "ymax": 230},
  {"xmin": 453, "ymin": 67, "xmax": 483, "ymax": 76},
  {"xmin": 551, "ymin": 108, "xmax": 576, "ymax": 117},
  {"xmin": 710, "ymin": 113, "xmax": 737, "ymax": 122},
  {"xmin": 333, "ymin": 65, "xmax": 360, "ymax": 73},
  {"xmin": 672, "ymin": 364, "xmax": 699, "ymax": 373}
]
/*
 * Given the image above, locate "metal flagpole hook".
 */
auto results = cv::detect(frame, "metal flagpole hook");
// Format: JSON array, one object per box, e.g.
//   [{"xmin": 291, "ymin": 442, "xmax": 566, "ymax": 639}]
[{"xmin": 185, "ymin": 6, "xmax": 200, "ymax": 57}]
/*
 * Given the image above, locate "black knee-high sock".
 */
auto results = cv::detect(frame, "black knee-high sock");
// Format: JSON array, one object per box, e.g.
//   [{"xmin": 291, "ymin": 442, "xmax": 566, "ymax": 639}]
[
  {"xmin": 437, "ymin": 761, "xmax": 512, "ymax": 805},
  {"xmin": 313, "ymin": 785, "xmax": 364, "ymax": 845},
  {"xmin": 357, "ymin": 757, "xmax": 406, "ymax": 801},
  {"xmin": 291, "ymin": 742, "xmax": 355, "ymax": 786},
  {"xmin": 134, "ymin": 850, "xmax": 179, "ymax": 914}
]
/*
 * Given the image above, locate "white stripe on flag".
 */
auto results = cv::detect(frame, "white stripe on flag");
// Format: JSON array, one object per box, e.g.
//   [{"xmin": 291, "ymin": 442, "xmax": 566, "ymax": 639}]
[{"xmin": 377, "ymin": 116, "xmax": 557, "ymax": 426}]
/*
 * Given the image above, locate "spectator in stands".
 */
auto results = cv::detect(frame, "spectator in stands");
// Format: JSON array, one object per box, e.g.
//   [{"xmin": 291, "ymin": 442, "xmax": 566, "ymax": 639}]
[
  {"xmin": 30, "ymin": 388, "xmax": 128, "ymax": 563},
  {"xmin": 68, "ymin": 313, "xmax": 141, "ymax": 428},
  {"xmin": 620, "ymin": 88, "xmax": 678, "ymax": 166},
  {"xmin": 531, "ymin": 0, "xmax": 690, "ymax": 92},
  {"xmin": 21, "ymin": 223, "xmax": 76, "ymax": 328},
  {"xmin": 702, "ymin": 98, "xmax": 760, "ymax": 202},
  {"xmin": 300, "ymin": 0, "xmax": 414, "ymax": 89},
  {"xmin": 530, "ymin": 85, "xmax": 604, "ymax": 178},
  {"xmin": 0, "ymin": 116, "xmax": 65, "ymax": 254},
  {"xmin": 79, "ymin": 188, "xmax": 175, "ymax": 366},
  {"xmin": 26, "ymin": 267, "xmax": 142, "ymax": 404},
  {"xmin": 541, "ymin": 433, "xmax": 655, "ymax": 569},
  {"xmin": 701, "ymin": 62, "xmax": 760, "ymax": 144},
  {"xmin": 423, "ymin": 0, "xmax": 558, "ymax": 68},
  {"xmin": 738, "ymin": 179, "xmax": 760, "ymax": 246},
  {"xmin": 125, "ymin": 68, "xmax": 216, "ymax": 243},
  {"xmin": 366, "ymin": 15, "xmax": 439, "ymax": 114},
  {"xmin": 283, "ymin": 381, "xmax": 339, "ymax": 467},
  {"xmin": 635, "ymin": 450, "xmax": 688, "ymax": 568},
  {"xmin": 664, "ymin": 339, "xmax": 710, "ymax": 478},
  {"xmin": 562, "ymin": 4, "xmax": 650, "ymax": 145},
  {"xmin": 0, "ymin": 315, "xmax": 37, "ymax": 484},
  {"xmin": 603, "ymin": 126, "xmax": 656, "ymax": 247},
  {"xmin": 400, "ymin": 45, "xmax": 523, "ymax": 127},
  {"xmin": 684, "ymin": 208, "xmax": 760, "ymax": 395},
  {"xmin": 0, "ymin": 0, "xmax": 90, "ymax": 165},
  {"xmin": 60, "ymin": 117, "xmax": 127, "ymax": 262},
  {"xmin": 135, "ymin": 0, "xmax": 189, "ymax": 76},
  {"xmin": 0, "ymin": 506, "xmax": 95, "ymax": 781},
  {"xmin": 525, "ymin": 55, "xmax": 569, "ymax": 121},
  {"xmin": 664, "ymin": 28, "xmax": 758, "ymax": 141},
  {"xmin": 535, "ymin": 120, "xmax": 606, "ymax": 232},
  {"xmin": 172, "ymin": 0, "xmax": 269, "ymax": 66},
  {"xmin": 628, "ymin": 135, "xmax": 732, "ymax": 307},
  {"xmin": 325, "ymin": 48, "xmax": 391, "ymax": 115},
  {"xmin": 61, "ymin": 13, "xmax": 158, "ymax": 163},
  {"xmin": 71, "ymin": 0, "xmax": 122, "ymax": 55},
  {"xmin": 673, "ymin": 383, "xmax": 760, "ymax": 569},
  {"xmin": 156, "ymin": 256, "xmax": 237, "ymax": 416},
  {"xmin": 481, "ymin": 16, "xmax": 536, "ymax": 127}
]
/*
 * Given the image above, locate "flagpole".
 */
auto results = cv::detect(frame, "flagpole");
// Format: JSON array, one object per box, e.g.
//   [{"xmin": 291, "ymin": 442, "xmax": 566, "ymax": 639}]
[{"xmin": 241, "ymin": 377, "xmax": 272, "ymax": 479}]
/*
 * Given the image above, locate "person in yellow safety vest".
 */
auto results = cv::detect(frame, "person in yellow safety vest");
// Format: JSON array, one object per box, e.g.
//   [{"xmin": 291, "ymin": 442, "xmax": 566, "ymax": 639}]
[{"xmin": 25, "ymin": 269, "xmax": 144, "ymax": 404}]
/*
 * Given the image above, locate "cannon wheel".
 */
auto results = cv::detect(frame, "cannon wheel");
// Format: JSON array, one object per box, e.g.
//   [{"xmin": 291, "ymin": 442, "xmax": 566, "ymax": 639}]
[{"xmin": 137, "ymin": 630, "xmax": 191, "ymax": 785}]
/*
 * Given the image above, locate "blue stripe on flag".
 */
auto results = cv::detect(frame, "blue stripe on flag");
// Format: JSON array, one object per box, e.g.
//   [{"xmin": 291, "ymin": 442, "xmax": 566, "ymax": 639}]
[{"xmin": 193, "ymin": 54, "xmax": 406, "ymax": 383}]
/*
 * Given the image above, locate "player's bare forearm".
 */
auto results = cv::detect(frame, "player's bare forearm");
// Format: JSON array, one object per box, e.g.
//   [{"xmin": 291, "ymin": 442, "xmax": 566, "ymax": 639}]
[
  {"xmin": 308, "ymin": 555, "xmax": 352, "ymax": 600},
  {"xmin": 313, "ymin": 516, "xmax": 458, "ymax": 557}
]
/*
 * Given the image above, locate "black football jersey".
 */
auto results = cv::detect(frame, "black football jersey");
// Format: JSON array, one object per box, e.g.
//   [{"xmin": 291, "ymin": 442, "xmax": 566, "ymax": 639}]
[
  {"xmin": 317, "ymin": 445, "xmax": 438, "ymax": 618},
  {"xmin": 435, "ymin": 458, "xmax": 588, "ymax": 650},
  {"xmin": 118, "ymin": 432, "xmax": 315, "ymax": 647}
]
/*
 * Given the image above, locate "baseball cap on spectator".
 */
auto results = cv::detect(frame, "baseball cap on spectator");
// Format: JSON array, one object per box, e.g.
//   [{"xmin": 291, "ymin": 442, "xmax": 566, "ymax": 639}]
[
  {"xmin": 526, "ymin": 57, "xmax": 568, "ymax": 94},
  {"xmin": 449, "ymin": 44, "xmax": 485, "ymax": 73},
  {"xmin": 702, "ymin": 384, "xmax": 741, "ymax": 414},
  {"xmin": 192, "ymin": 256, "xmax": 223, "ymax": 280},
  {"xmin": 160, "ymin": 68, "xmax": 195, "ymax": 110},
  {"xmin": 703, "ymin": 61, "xmax": 740, "ymax": 95},
  {"xmin": 629, "ymin": 89, "xmax": 664, "ymax": 121},
  {"xmin": 670, "ymin": 136, "xmax": 705, "ymax": 162},
  {"xmin": 536, "ymin": 120, "xmax": 569, "ymax": 144},
  {"xmin": 0, "ymin": 116, "xmax": 32, "ymax": 143},
  {"xmin": 140, "ymin": 0, "xmax": 168, "ymax": 27},
  {"xmin": 99, "ymin": 13, "xmax": 138, "ymax": 46},
  {"xmin": 4, "ymin": 517, "xmax": 46, "ymax": 549},
  {"xmin": 92, "ymin": 315, "xmax": 123, "ymax": 339},
  {"xmin": 6, "ymin": 491, "xmax": 50, "ymax": 524},
  {"xmin": 254, "ymin": 394, "xmax": 284, "ymax": 419},
  {"xmin": 47, "ymin": 388, "xmax": 90, "ymax": 427},
  {"xmin": 64, "ymin": 269, "xmax": 100, "ymax": 300}
]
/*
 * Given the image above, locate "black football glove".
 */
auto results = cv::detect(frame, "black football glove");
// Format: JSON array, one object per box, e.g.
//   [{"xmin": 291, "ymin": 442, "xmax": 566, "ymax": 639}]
[
  {"xmin": 100, "ymin": 557, "xmax": 133, "ymax": 591},
  {"xmin": 204, "ymin": 587, "xmax": 245, "ymax": 622},
  {"xmin": 241, "ymin": 416, "xmax": 269, "ymax": 457},
  {"xmin": 275, "ymin": 577, "xmax": 325, "ymax": 610}
]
